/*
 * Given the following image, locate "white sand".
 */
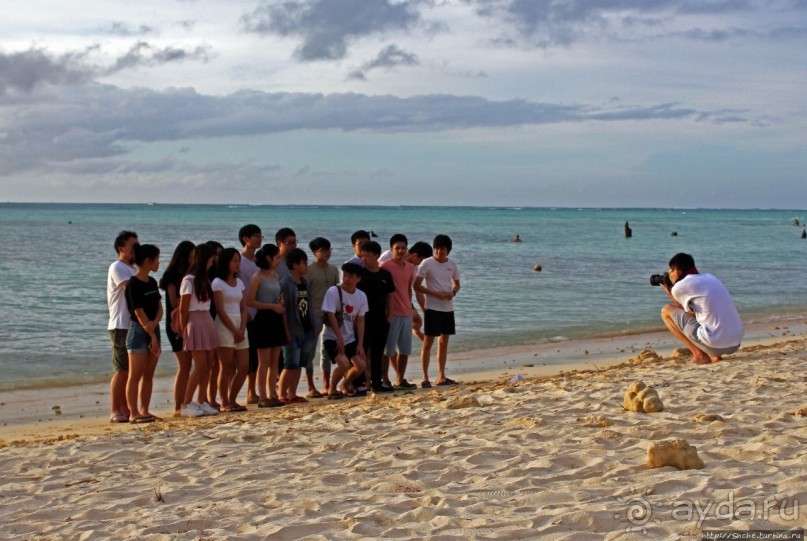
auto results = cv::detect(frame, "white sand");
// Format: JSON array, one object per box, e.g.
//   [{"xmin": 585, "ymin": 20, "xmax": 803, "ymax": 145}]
[{"xmin": 1, "ymin": 324, "xmax": 806, "ymax": 539}]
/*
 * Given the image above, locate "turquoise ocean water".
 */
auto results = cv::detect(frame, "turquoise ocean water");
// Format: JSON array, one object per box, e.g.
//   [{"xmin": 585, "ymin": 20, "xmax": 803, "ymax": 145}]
[{"xmin": 1, "ymin": 203, "xmax": 805, "ymax": 391}]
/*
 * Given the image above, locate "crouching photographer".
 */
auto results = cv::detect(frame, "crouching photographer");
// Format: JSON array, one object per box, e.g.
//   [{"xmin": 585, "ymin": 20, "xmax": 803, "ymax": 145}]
[{"xmin": 653, "ymin": 253, "xmax": 744, "ymax": 365}]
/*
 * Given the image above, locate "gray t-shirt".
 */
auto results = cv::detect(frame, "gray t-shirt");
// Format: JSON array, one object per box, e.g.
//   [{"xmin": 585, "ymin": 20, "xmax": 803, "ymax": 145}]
[{"xmin": 305, "ymin": 263, "xmax": 339, "ymax": 319}]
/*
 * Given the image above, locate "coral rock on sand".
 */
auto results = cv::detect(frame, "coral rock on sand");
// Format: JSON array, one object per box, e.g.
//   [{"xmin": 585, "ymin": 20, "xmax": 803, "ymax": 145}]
[
  {"xmin": 576, "ymin": 415, "xmax": 613, "ymax": 427},
  {"xmin": 623, "ymin": 381, "xmax": 664, "ymax": 413},
  {"xmin": 444, "ymin": 395, "xmax": 482, "ymax": 410},
  {"xmin": 691, "ymin": 413, "xmax": 724, "ymax": 423},
  {"xmin": 647, "ymin": 439, "xmax": 704, "ymax": 470},
  {"xmin": 670, "ymin": 348, "xmax": 692, "ymax": 359},
  {"xmin": 629, "ymin": 348, "xmax": 662, "ymax": 365}
]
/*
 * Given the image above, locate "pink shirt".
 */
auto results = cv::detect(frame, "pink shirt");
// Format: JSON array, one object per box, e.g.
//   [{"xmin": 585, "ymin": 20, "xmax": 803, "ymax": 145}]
[{"xmin": 381, "ymin": 259, "xmax": 415, "ymax": 317}]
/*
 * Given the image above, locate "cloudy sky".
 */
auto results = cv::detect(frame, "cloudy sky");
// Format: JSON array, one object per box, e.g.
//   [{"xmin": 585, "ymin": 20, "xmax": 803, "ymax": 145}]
[{"xmin": 1, "ymin": 0, "xmax": 806, "ymax": 207}]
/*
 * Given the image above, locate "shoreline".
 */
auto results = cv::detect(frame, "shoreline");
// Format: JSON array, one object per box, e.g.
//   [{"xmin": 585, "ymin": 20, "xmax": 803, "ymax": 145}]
[
  {"xmin": 2, "ymin": 316, "xmax": 803, "ymax": 445},
  {"xmin": 3, "ymin": 309, "xmax": 804, "ymax": 394}
]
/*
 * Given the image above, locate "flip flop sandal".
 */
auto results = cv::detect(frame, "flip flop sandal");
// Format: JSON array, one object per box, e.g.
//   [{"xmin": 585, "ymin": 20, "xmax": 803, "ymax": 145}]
[
  {"xmin": 130, "ymin": 415, "xmax": 154, "ymax": 424},
  {"xmin": 289, "ymin": 396, "xmax": 309, "ymax": 404},
  {"xmin": 327, "ymin": 392, "xmax": 344, "ymax": 400},
  {"xmin": 110, "ymin": 413, "xmax": 128, "ymax": 423},
  {"xmin": 421, "ymin": 380, "xmax": 432, "ymax": 389},
  {"xmin": 436, "ymin": 378, "xmax": 458, "ymax": 386},
  {"xmin": 306, "ymin": 391, "xmax": 325, "ymax": 398}
]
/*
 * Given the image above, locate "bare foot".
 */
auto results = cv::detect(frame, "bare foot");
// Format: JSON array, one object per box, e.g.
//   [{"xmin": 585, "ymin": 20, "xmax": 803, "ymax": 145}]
[
  {"xmin": 691, "ymin": 354, "xmax": 711, "ymax": 365},
  {"xmin": 710, "ymin": 356, "xmax": 723, "ymax": 363}
]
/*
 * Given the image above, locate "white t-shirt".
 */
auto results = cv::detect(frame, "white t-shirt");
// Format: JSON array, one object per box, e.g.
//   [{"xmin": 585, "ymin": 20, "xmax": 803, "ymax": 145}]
[
  {"xmin": 107, "ymin": 260, "xmax": 135, "ymax": 330},
  {"xmin": 180, "ymin": 274, "xmax": 211, "ymax": 312},
  {"xmin": 379, "ymin": 250, "xmax": 393, "ymax": 263},
  {"xmin": 212, "ymin": 277, "xmax": 245, "ymax": 316},
  {"xmin": 321, "ymin": 285, "xmax": 368, "ymax": 345},
  {"xmin": 672, "ymin": 273, "xmax": 744, "ymax": 348},
  {"xmin": 417, "ymin": 257, "xmax": 461, "ymax": 312}
]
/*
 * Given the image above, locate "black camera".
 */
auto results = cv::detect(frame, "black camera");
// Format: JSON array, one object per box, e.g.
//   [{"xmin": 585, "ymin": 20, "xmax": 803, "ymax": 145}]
[{"xmin": 649, "ymin": 272, "xmax": 673, "ymax": 288}]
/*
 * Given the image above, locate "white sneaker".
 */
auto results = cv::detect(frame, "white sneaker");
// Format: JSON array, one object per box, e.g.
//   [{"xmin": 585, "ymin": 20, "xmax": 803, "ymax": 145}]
[
  {"xmin": 181, "ymin": 403, "xmax": 204, "ymax": 418},
  {"xmin": 199, "ymin": 402, "xmax": 220, "ymax": 416}
]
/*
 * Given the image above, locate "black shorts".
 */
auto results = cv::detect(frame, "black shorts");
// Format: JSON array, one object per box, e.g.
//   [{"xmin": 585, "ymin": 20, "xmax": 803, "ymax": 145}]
[
  {"xmin": 166, "ymin": 321, "xmax": 184, "ymax": 353},
  {"xmin": 246, "ymin": 318, "xmax": 259, "ymax": 373},
  {"xmin": 323, "ymin": 340, "xmax": 358, "ymax": 364},
  {"xmin": 252, "ymin": 309, "xmax": 288, "ymax": 349},
  {"xmin": 424, "ymin": 309, "xmax": 455, "ymax": 337}
]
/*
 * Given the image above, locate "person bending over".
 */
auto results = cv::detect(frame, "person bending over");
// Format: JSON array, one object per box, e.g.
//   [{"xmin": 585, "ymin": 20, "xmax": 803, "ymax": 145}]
[{"xmin": 658, "ymin": 253, "xmax": 744, "ymax": 365}]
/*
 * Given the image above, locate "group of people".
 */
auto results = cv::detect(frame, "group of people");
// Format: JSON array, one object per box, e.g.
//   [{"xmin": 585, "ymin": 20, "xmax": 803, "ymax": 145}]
[{"xmin": 106, "ymin": 226, "xmax": 462, "ymax": 423}]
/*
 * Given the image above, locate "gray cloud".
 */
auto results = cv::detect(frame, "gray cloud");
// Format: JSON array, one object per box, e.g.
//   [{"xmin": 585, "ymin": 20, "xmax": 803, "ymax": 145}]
[
  {"xmin": 0, "ymin": 44, "xmax": 212, "ymax": 95},
  {"xmin": 668, "ymin": 25, "xmax": 807, "ymax": 42},
  {"xmin": 0, "ymin": 49, "xmax": 95, "ymax": 94},
  {"xmin": 108, "ymin": 22, "xmax": 155, "ymax": 36},
  {"xmin": 468, "ymin": 0, "xmax": 799, "ymax": 47},
  {"xmin": 242, "ymin": 0, "xmax": 422, "ymax": 60},
  {"xmin": 6, "ymin": 156, "xmax": 286, "ymax": 201},
  {"xmin": 107, "ymin": 42, "xmax": 211, "ymax": 73},
  {"xmin": 348, "ymin": 44, "xmax": 419, "ymax": 80},
  {"xmin": 0, "ymin": 83, "xmax": 754, "ymax": 175}
]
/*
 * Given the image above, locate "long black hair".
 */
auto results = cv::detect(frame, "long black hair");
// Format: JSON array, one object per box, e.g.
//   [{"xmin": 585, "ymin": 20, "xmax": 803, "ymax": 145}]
[
  {"xmin": 189, "ymin": 243, "xmax": 215, "ymax": 303},
  {"xmin": 159, "ymin": 240, "xmax": 195, "ymax": 290},
  {"xmin": 216, "ymin": 247, "xmax": 241, "ymax": 281}
]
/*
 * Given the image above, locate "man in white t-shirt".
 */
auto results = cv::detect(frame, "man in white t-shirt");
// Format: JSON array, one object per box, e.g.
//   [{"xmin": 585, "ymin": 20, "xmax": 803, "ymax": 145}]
[
  {"xmin": 659, "ymin": 252, "xmax": 744, "ymax": 365},
  {"xmin": 415, "ymin": 235, "xmax": 461, "ymax": 387},
  {"xmin": 107, "ymin": 230, "xmax": 138, "ymax": 422},
  {"xmin": 321, "ymin": 263, "xmax": 368, "ymax": 398}
]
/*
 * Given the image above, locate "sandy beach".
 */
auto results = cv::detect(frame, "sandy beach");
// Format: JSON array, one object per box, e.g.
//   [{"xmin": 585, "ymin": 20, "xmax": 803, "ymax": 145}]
[{"xmin": 1, "ymin": 321, "xmax": 806, "ymax": 539}]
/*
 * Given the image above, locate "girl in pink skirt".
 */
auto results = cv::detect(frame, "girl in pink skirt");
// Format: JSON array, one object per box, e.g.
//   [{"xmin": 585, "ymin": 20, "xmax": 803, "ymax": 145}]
[{"xmin": 179, "ymin": 243, "xmax": 220, "ymax": 417}]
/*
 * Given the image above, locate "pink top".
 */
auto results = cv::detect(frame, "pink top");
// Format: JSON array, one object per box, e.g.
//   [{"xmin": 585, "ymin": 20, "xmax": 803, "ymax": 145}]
[{"xmin": 381, "ymin": 259, "xmax": 415, "ymax": 317}]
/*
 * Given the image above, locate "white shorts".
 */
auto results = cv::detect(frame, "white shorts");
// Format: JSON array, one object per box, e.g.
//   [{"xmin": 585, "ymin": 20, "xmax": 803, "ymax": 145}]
[{"xmin": 216, "ymin": 313, "xmax": 249, "ymax": 350}]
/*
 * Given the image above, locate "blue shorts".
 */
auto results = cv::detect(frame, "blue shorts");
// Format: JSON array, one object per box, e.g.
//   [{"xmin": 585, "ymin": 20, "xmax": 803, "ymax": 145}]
[
  {"xmin": 670, "ymin": 309, "xmax": 740, "ymax": 357},
  {"xmin": 386, "ymin": 315, "xmax": 413, "ymax": 356},
  {"xmin": 126, "ymin": 322, "xmax": 160, "ymax": 354},
  {"xmin": 283, "ymin": 329, "xmax": 315, "ymax": 370}
]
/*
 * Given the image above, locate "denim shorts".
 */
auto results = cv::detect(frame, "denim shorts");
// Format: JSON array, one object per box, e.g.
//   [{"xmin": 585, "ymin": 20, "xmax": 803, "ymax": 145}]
[
  {"xmin": 385, "ymin": 315, "xmax": 413, "ymax": 356},
  {"xmin": 126, "ymin": 322, "xmax": 160, "ymax": 354},
  {"xmin": 670, "ymin": 309, "xmax": 740, "ymax": 357},
  {"xmin": 283, "ymin": 329, "xmax": 315, "ymax": 370}
]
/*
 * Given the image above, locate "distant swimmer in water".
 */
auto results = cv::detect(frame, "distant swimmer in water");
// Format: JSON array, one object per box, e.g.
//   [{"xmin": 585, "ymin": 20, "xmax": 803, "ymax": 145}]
[
  {"xmin": 802, "ymin": 226, "xmax": 806, "ymax": 239},
  {"xmin": 624, "ymin": 221, "xmax": 632, "ymax": 238},
  {"xmin": 795, "ymin": 218, "xmax": 801, "ymax": 226},
  {"xmin": 512, "ymin": 234, "xmax": 522, "ymax": 243}
]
